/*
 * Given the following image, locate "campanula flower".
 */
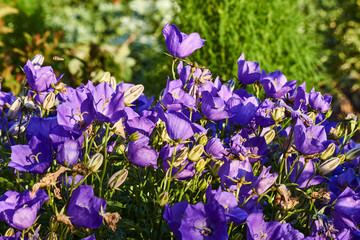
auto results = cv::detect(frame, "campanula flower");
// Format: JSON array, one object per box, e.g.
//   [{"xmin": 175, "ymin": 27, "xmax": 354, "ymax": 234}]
[
  {"xmin": 0, "ymin": 189, "xmax": 48, "ymax": 230},
  {"xmin": 163, "ymin": 24, "xmax": 205, "ymax": 58},
  {"xmin": 237, "ymin": 53, "xmax": 261, "ymax": 85},
  {"xmin": 23, "ymin": 59, "xmax": 58, "ymax": 92},
  {"xmin": 308, "ymin": 88, "xmax": 332, "ymax": 112},
  {"xmin": 246, "ymin": 212, "xmax": 304, "ymax": 240},
  {"xmin": 260, "ymin": 70, "xmax": 297, "ymax": 98},
  {"xmin": 127, "ymin": 133, "xmax": 159, "ymax": 169},
  {"xmin": 67, "ymin": 185, "xmax": 107, "ymax": 228}
]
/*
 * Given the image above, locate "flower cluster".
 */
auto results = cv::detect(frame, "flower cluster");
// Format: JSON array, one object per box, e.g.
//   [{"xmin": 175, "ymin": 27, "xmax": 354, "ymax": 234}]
[{"xmin": 0, "ymin": 24, "xmax": 359, "ymax": 239}]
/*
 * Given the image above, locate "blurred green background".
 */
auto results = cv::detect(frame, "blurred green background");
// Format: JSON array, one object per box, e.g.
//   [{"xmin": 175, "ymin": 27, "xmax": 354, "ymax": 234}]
[{"xmin": 1, "ymin": 0, "xmax": 359, "ymax": 116}]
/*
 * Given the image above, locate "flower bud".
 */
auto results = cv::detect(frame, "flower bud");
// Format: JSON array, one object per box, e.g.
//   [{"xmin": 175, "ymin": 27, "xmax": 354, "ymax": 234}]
[
  {"xmin": 325, "ymin": 109, "xmax": 333, "ymax": 119},
  {"xmin": 129, "ymin": 132, "xmax": 140, "ymax": 142},
  {"xmin": 188, "ymin": 144, "xmax": 204, "ymax": 161},
  {"xmin": 307, "ymin": 112, "xmax": 316, "ymax": 124},
  {"xmin": 159, "ymin": 88, "xmax": 165, "ymax": 101},
  {"xmin": 9, "ymin": 121, "xmax": 28, "ymax": 137},
  {"xmin": 264, "ymin": 129, "xmax": 275, "ymax": 144},
  {"xmin": 158, "ymin": 191, "xmax": 169, "ymax": 206},
  {"xmin": 173, "ymin": 147, "xmax": 188, "ymax": 167},
  {"xmin": 271, "ymin": 107, "xmax": 285, "ymax": 122},
  {"xmin": 116, "ymin": 144, "xmax": 126, "ymax": 155},
  {"xmin": 108, "ymin": 169, "xmax": 128, "ymax": 189},
  {"xmin": 100, "ymin": 71, "xmax": 111, "ymax": 83},
  {"xmin": 198, "ymin": 178, "xmax": 208, "ymax": 191},
  {"xmin": 345, "ymin": 147, "xmax": 360, "ymax": 161},
  {"xmin": 7, "ymin": 98, "xmax": 22, "ymax": 120},
  {"xmin": 109, "ymin": 76, "xmax": 117, "ymax": 91},
  {"xmin": 318, "ymin": 157, "xmax": 341, "ymax": 175},
  {"xmin": 195, "ymin": 158, "xmax": 206, "ymax": 173},
  {"xmin": 4, "ymin": 228, "xmax": 15, "ymax": 237},
  {"xmin": 211, "ymin": 161, "xmax": 224, "ymax": 177},
  {"xmin": 320, "ymin": 143, "xmax": 335, "ymax": 160},
  {"xmin": 124, "ymin": 84, "xmax": 144, "ymax": 105},
  {"xmin": 43, "ymin": 92, "xmax": 56, "ymax": 110},
  {"xmin": 198, "ymin": 134, "xmax": 208, "ymax": 146},
  {"xmin": 88, "ymin": 153, "xmax": 104, "ymax": 172},
  {"xmin": 225, "ymin": 79, "xmax": 235, "ymax": 92},
  {"xmin": 45, "ymin": 232, "xmax": 58, "ymax": 240},
  {"xmin": 31, "ymin": 54, "xmax": 44, "ymax": 70}
]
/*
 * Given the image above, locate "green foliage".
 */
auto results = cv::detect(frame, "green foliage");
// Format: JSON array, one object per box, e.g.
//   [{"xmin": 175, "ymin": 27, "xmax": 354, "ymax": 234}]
[{"xmin": 174, "ymin": 0, "xmax": 328, "ymax": 90}]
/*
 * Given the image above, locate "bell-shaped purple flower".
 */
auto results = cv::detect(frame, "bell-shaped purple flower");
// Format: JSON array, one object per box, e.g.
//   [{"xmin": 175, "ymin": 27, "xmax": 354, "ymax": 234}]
[
  {"xmin": 201, "ymin": 91, "xmax": 230, "ymax": 121},
  {"xmin": 179, "ymin": 203, "xmax": 228, "ymax": 240},
  {"xmin": 160, "ymin": 110, "xmax": 195, "ymax": 141},
  {"xmin": 0, "ymin": 189, "xmax": 49, "ymax": 230},
  {"xmin": 9, "ymin": 136, "xmax": 53, "ymax": 174},
  {"xmin": 57, "ymin": 90, "xmax": 95, "ymax": 134},
  {"xmin": 254, "ymin": 99, "xmax": 275, "ymax": 127},
  {"xmin": 125, "ymin": 116, "xmax": 155, "ymax": 137},
  {"xmin": 237, "ymin": 53, "xmax": 261, "ymax": 85},
  {"xmin": 23, "ymin": 59, "xmax": 58, "ymax": 92},
  {"xmin": 252, "ymin": 166, "xmax": 278, "ymax": 195},
  {"xmin": 260, "ymin": 70, "xmax": 297, "ymax": 98},
  {"xmin": 67, "ymin": 185, "xmax": 107, "ymax": 228},
  {"xmin": 227, "ymin": 93, "xmax": 259, "ymax": 126},
  {"xmin": 56, "ymin": 140, "xmax": 81, "ymax": 166},
  {"xmin": 91, "ymin": 82, "xmax": 125, "ymax": 123},
  {"xmin": 246, "ymin": 212, "xmax": 304, "ymax": 240},
  {"xmin": 308, "ymin": 88, "xmax": 332, "ymax": 112},
  {"xmin": 163, "ymin": 24, "xmax": 205, "ymax": 59},
  {"xmin": 289, "ymin": 156, "xmax": 324, "ymax": 188},
  {"xmin": 294, "ymin": 119, "xmax": 327, "ymax": 156},
  {"xmin": 205, "ymin": 137, "xmax": 228, "ymax": 160},
  {"xmin": 164, "ymin": 201, "xmax": 189, "ymax": 239},
  {"xmin": 127, "ymin": 134, "xmax": 158, "ymax": 169},
  {"xmin": 218, "ymin": 160, "xmax": 254, "ymax": 191}
]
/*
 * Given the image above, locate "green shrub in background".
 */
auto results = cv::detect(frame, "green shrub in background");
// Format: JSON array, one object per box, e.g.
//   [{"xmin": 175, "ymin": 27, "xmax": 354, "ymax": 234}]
[
  {"xmin": 174, "ymin": 0, "xmax": 328, "ymax": 91},
  {"xmin": 317, "ymin": 0, "xmax": 360, "ymax": 113}
]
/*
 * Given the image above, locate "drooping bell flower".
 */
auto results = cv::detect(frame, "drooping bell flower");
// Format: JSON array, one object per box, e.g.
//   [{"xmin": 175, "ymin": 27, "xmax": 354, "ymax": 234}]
[
  {"xmin": 159, "ymin": 110, "xmax": 196, "ymax": 141},
  {"xmin": 205, "ymin": 137, "xmax": 228, "ymax": 160},
  {"xmin": 237, "ymin": 53, "xmax": 261, "ymax": 85},
  {"xmin": 308, "ymin": 88, "xmax": 332, "ymax": 112},
  {"xmin": 246, "ymin": 212, "xmax": 304, "ymax": 240},
  {"xmin": 162, "ymin": 23, "xmax": 205, "ymax": 59},
  {"xmin": 0, "ymin": 189, "xmax": 49, "ymax": 230},
  {"xmin": 294, "ymin": 118, "xmax": 327, "ymax": 156},
  {"xmin": 55, "ymin": 140, "xmax": 81, "ymax": 166},
  {"xmin": 23, "ymin": 58, "xmax": 59, "ymax": 92},
  {"xmin": 127, "ymin": 133, "xmax": 158, "ymax": 169},
  {"xmin": 67, "ymin": 185, "xmax": 106, "ymax": 228},
  {"xmin": 260, "ymin": 70, "xmax": 297, "ymax": 99},
  {"xmin": 9, "ymin": 136, "xmax": 53, "ymax": 174},
  {"xmin": 201, "ymin": 91, "xmax": 230, "ymax": 121}
]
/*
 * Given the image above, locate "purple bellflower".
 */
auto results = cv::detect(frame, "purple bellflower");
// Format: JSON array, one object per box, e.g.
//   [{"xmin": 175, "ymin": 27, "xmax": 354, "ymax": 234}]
[
  {"xmin": 294, "ymin": 119, "xmax": 327, "ymax": 156},
  {"xmin": 163, "ymin": 24, "xmax": 205, "ymax": 59},
  {"xmin": 67, "ymin": 185, "xmax": 107, "ymax": 228},
  {"xmin": 237, "ymin": 53, "xmax": 261, "ymax": 85},
  {"xmin": 0, "ymin": 189, "xmax": 49, "ymax": 230},
  {"xmin": 23, "ymin": 59, "xmax": 59, "ymax": 92},
  {"xmin": 246, "ymin": 212, "xmax": 304, "ymax": 240},
  {"xmin": 252, "ymin": 166, "xmax": 278, "ymax": 195},
  {"xmin": 164, "ymin": 202, "xmax": 189, "ymax": 239},
  {"xmin": 260, "ymin": 70, "xmax": 297, "ymax": 98},
  {"xmin": 9, "ymin": 136, "xmax": 53, "ymax": 174},
  {"xmin": 308, "ymin": 88, "xmax": 332, "ymax": 112},
  {"xmin": 127, "ymin": 133, "xmax": 159, "ymax": 169}
]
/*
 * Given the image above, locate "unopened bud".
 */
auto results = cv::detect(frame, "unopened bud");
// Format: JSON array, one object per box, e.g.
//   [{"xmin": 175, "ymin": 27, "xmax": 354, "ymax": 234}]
[
  {"xmin": 116, "ymin": 144, "xmax": 126, "ymax": 155},
  {"xmin": 4, "ymin": 228, "xmax": 15, "ymax": 237},
  {"xmin": 345, "ymin": 147, "xmax": 360, "ymax": 161},
  {"xmin": 45, "ymin": 232, "xmax": 58, "ymax": 240},
  {"xmin": 88, "ymin": 153, "xmax": 104, "ymax": 172},
  {"xmin": 320, "ymin": 143, "xmax": 335, "ymax": 160},
  {"xmin": 43, "ymin": 92, "xmax": 56, "ymax": 110},
  {"xmin": 271, "ymin": 107, "xmax": 285, "ymax": 122},
  {"xmin": 108, "ymin": 169, "xmax": 128, "ymax": 189},
  {"xmin": 7, "ymin": 98, "xmax": 22, "ymax": 120},
  {"xmin": 31, "ymin": 54, "xmax": 44, "ymax": 70},
  {"xmin": 129, "ymin": 132, "xmax": 140, "ymax": 142},
  {"xmin": 9, "ymin": 121, "xmax": 28, "ymax": 137},
  {"xmin": 198, "ymin": 178, "xmax": 208, "ymax": 191},
  {"xmin": 195, "ymin": 158, "xmax": 207, "ymax": 173},
  {"xmin": 264, "ymin": 129, "xmax": 275, "ymax": 144},
  {"xmin": 158, "ymin": 191, "xmax": 169, "ymax": 206},
  {"xmin": 124, "ymin": 84, "xmax": 144, "ymax": 105},
  {"xmin": 198, "ymin": 134, "xmax": 208, "ymax": 146},
  {"xmin": 325, "ymin": 109, "xmax": 333, "ymax": 119},
  {"xmin": 109, "ymin": 76, "xmax": 117, "ymax": 91},
  {"xmin": 189, "ymin": 84, "xmax": 198, "ymax": 98},
  {"xmin": 225, "ymin": 79, "xmax": 235, "ymax": 92},
  {"xmin": 307, "ymin": 112, "xmax": 316, "ymax": 124},
  {"xmin": 173, "ymin": 147, "xmax": 188, "ymax": 167},
  {"xmin": 188, "ymin": 145, "xmax": 204, "ymax": 161},
  {"xmin": 318, "ymin": 157, "xmax": 341, "ymax": 175},
  {"xmin": 100, "ymin": 71, "xmax": 111, "ymax": 83},
  {"xmin": 211, "ymin": 161, "xmax": 224, "ymax": 177},
  {"xmin": 159, "ymin": 88, "xmax": 165, "ymax": 101}
]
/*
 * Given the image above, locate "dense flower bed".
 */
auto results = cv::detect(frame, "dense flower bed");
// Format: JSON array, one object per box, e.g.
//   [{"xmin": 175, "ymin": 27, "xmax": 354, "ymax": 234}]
[{"xmin": 0, "ymin": 24, "xmax": 360, "ymax": 239}]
